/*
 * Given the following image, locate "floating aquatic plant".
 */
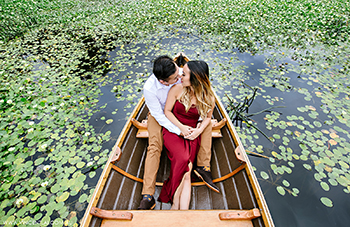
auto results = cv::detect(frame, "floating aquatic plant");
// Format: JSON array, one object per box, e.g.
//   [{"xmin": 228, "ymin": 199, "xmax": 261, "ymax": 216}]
[{"xmin": 0, "ymin": 0, "xmax": 349, "ymax": 226}]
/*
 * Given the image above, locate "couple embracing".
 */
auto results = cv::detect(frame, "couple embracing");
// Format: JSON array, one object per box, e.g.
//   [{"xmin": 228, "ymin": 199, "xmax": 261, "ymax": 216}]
[{"xmin": 138, "ymin": 54, "xmax": 219, "ymax": 210}]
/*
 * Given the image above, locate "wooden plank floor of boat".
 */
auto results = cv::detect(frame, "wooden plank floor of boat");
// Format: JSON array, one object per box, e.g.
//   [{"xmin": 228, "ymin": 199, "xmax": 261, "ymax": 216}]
[{"xmin": 88, "ymin": 103, "xmax": 265, "ymax": 227}]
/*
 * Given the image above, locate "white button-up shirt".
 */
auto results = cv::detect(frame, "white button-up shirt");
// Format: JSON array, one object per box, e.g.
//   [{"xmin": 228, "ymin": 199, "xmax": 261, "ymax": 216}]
[{"xmin": 143, "ymin": 73, "xmax": 181, "ymax": 135}]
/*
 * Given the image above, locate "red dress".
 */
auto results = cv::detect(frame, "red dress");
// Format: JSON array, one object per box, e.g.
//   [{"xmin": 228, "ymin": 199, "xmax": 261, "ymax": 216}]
[{"xmin": 158, "ymin": 100, "xmax": 201, "ymax": 204}]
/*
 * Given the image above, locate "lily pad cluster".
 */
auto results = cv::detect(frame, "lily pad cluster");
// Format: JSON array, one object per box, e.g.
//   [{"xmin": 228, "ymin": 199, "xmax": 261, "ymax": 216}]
[
  {"xmin": 0, "ymin": 25, "xmax": 120, "ymax": 227},
  {"xmin": 0, "ymin": 0, "xmax": 349, "ymax": 225}
]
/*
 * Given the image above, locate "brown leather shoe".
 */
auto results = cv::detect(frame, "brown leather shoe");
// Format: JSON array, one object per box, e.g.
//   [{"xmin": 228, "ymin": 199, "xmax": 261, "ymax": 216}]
[
  {"xmin": 194, "ymin": 166, "xmax": 220, "ymax": 193},
  {"xmin": 137, "ymin": 196, "xmax": 156, "ymax": 210}
]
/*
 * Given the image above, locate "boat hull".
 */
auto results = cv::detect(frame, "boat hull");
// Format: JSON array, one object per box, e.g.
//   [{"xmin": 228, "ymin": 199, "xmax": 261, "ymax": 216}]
[{"xmin": 82, "ymin": 95, "xmax": 274, "ymax": 227}]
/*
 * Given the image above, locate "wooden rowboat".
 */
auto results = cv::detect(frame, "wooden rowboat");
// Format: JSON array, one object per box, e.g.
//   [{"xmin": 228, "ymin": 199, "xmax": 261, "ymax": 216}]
[
  {"xmin": 81, "ymin": 89, "xmax": 274, "ymax": 226},
  {"xmin": 82, "ymin": 53, "xmax": 274, "ymax": 226}
]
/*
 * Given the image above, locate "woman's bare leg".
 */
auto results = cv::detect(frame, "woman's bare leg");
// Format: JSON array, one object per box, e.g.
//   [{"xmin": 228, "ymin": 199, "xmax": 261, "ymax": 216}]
[
  {"xmin": 171, "ymin": 175, "xmax": 186, "ymax": 210},
  {"xmin": 179, "ymin": 163, "xmax": 192, "ymax": 210},
  {"xmin": 171, "ymin": 186, "xmax": 181, "ymax": 210},
  {"xmin": 171, "ymin": 162, "xmax": 193, "ymax": 210}
]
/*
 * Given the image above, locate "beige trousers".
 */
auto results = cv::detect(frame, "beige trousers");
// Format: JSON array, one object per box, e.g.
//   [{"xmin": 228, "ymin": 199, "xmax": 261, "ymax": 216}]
[{"xmin": 141, "ymin": 113, "xmax": 212, "ymax": 195}]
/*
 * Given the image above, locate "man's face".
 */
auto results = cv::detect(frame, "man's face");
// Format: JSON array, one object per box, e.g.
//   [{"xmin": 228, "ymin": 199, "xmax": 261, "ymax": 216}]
[{"xmin": 160, "ymin": 65, "xmax": 180, "ymax": 86}]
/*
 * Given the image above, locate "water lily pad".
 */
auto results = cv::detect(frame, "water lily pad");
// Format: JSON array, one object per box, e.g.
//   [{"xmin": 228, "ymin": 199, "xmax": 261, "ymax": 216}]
[
  {"xmin": 300, "ymin": 155, "xmax": 308, "ymax": 161},
  {"xmin": 320, "ymin": 182, "xmax": 330, "ymax": 191},
  {"xmin": 276, "ymin": 186, "xmax": 286, "ymax": 196},
  {"xmin": 76, "ymin": 161, "xmax": 85, "ymax": 169},
  {"xmin": 303, "ymin": 164, "xmax": 312, "ymax": 170},
  {"xmin": 41, "ymin": 215, "xmax": 50, "ymax": 226},
  {"xmin": 297, "ymin": 107, "xmax": 306, "ymax": 112},
  {"xmin": 313, "ymin": 121, "xmax": 322, "ymax": 127},
  {"xmin": 58, "ymin": 206, "xmax": 68, "ymax": 217},
  {"xmin": 55, "ymin": 202, "xmax": 65, "ymax": 211},
  {"xmin": 89, "ymin": 171, "xmax": 96, "ymax": 178},
  {"xmin": 292, "ymin": 187, "xmax": 300, "ymax": 195},
  {"xmin": 34, "ymin": 212, "xmax": 43, "ymax": 221},
  {"xmin": 273, "ymin": 134, "xmax": 280, "ymax": 139},
  {"xmin": 320, "ymin": 197, "xmax": 333, "ymax": 207},
  {"xmin": 30, "ymin": 205, "xmax": 40, "ymax": 214},
  {"xmin": 79, "ymin": 193, "xmax": 88, "ymax": 203},
  {"xmin": 314, "ymin": 173, "xmax": 323, "ymax": 181},
  {"xmin": 37, "ymin": 195, "xmax": 47, "ymax": 204},
  {"xmin": 339, "ymin": 161, "xmax": 349, "ymax": 169},
  {"xmin": 282, "ymin": 180, "xmax": 290, "ymax": 187},
  {"xmin": 35, "ymin": 157, "xmax": 45, "ymax": 166},
  {"xmin": 329, "ymin": 177, "xmax": 339, "ymax": 186},
  {"xmin": 330, "ymin": 132, "xmax": 339, "ymax": 139},
  {"xmin": 292, "ymin": 154, "xmax": 299, "ymax": 160},
  {"xmin": 260, "ymin": 171, "xmax": 269, "ymax": 180},
  {"xmin": 52, "ymin": 218, "xmax": 64, "ymax": 227},
  {"xmin": 336, "ymin": 176, "xmax": 349, "ymax": 187},
  {"xmin": 51, "ymin": 184, "xmax": 61, "ymax": 194},
  {"xmin": 271, "ymin": 151, "xmax": 278, "ymax": 158},
  {"xmin": 106, "ymin": 119, "xmax": 113, "ymax": 124},
  {"xmin": 5, "ymin": 216, "xmax": 15, "ymax": 227},
  {"xmin": 71, "ymin": 181, "xmax": 84, "ymax": 193},
  {"xmin": 288, "ymin": 162, "xmax": 295, "ymax": 167},
  {"xmin": 56, "ymin": 192, "xmax": 69, "ymax": 203},
  {"xmin": 323, "ymin": 157, "xmax": 336, "ymax": 166},
  {"xmin": 45, "ymin": 203, "xmax": 54, "ymax": 216},
  {"xmin": 308, "ymin": 106, "xmax": 316, "ymax": 111},
  {"xmin": 328, "ymin": 139, "xmax": 337, "ymax": 145},
  {"xmin": 29, "ymin": 191, "xmax": 41, "ymax": 201},
  {"xmin": 308, "ymin": 112, "xmax": 317, "ymax": 119},
  {"xmin": 282, "ymin": 165, "xmax": 292, "ymax": 174},
  {"xmin": 324, "ymin": 165, "xmax": 333, "ymax": 173},
  {"xmin": 316, "ymin": 140, "xmax": 324, "ymax": 146},
  {"xmin": 66, "ymin": 211, "xmax": 77, "ymax": 224}
]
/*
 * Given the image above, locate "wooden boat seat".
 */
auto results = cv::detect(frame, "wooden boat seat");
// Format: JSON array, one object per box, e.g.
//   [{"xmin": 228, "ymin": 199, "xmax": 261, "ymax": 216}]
[
  {"xmin": 131, "ymin": 118, "xmax": 227, "ymax": 138},
  {"xmin": 90, "ymin": 207, "xmax": 262, "ymax": 225}
]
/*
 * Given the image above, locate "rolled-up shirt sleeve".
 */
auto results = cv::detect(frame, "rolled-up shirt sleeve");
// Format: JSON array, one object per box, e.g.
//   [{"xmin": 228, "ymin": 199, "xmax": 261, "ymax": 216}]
[{"xmin": 144, "ymin": 89, "xmax": 181, "ymax": 135}]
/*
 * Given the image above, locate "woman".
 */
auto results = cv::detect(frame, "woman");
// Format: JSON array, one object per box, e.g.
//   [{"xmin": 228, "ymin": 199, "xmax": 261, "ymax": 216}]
[{"xmin": 158, "ymin": 61, "xmax": 215, "ymax": 210}]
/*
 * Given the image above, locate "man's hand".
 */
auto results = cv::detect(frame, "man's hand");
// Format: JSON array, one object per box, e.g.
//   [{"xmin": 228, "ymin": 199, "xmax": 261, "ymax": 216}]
[
  {"xmin": 180, "ymin": 125, "xmax": 194, "ymax": 137},
  {"xmin": 184, "ymin": 128, "xmax": 201, "ymax": 140}
]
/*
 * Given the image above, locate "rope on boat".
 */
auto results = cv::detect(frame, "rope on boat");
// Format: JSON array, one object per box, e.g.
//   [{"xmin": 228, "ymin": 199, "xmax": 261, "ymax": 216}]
[{"xmin": 111, "ymin": 163, "xmax": 246, "ymax": 187}]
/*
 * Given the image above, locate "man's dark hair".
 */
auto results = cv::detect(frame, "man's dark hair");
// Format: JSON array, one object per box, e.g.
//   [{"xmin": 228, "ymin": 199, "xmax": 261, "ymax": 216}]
[{"xmin": 153, "ymin": 55, "xmax": 176, "ymax": 81}]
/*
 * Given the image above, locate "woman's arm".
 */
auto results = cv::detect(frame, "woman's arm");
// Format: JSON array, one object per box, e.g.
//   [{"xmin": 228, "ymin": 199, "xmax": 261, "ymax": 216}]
[
  {"xmin": 185, "ymin": 96, "xmax": 215, "ymax": 140},
  {"xmin": 164, "ymin": 84, "xmax": 193, "ymax": 137}
]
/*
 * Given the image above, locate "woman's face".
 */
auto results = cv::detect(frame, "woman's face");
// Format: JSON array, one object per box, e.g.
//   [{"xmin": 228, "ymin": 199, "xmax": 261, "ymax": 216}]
[{"xmin": 181, "ymin": 64, "xmax": 191, "ymax": 87}]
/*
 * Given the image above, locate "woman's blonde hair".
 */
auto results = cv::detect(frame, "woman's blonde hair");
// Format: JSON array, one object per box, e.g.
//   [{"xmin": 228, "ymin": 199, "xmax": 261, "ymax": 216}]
[{"xmin": 179, "ymin": 61, "xmax": 214, "ymax": 119}]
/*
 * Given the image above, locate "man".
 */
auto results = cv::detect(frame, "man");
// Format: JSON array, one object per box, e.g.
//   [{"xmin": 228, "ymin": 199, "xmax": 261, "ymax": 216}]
[{"xmin": 138, "ymin": 54, "xmax": 219, "ymax": 210}]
